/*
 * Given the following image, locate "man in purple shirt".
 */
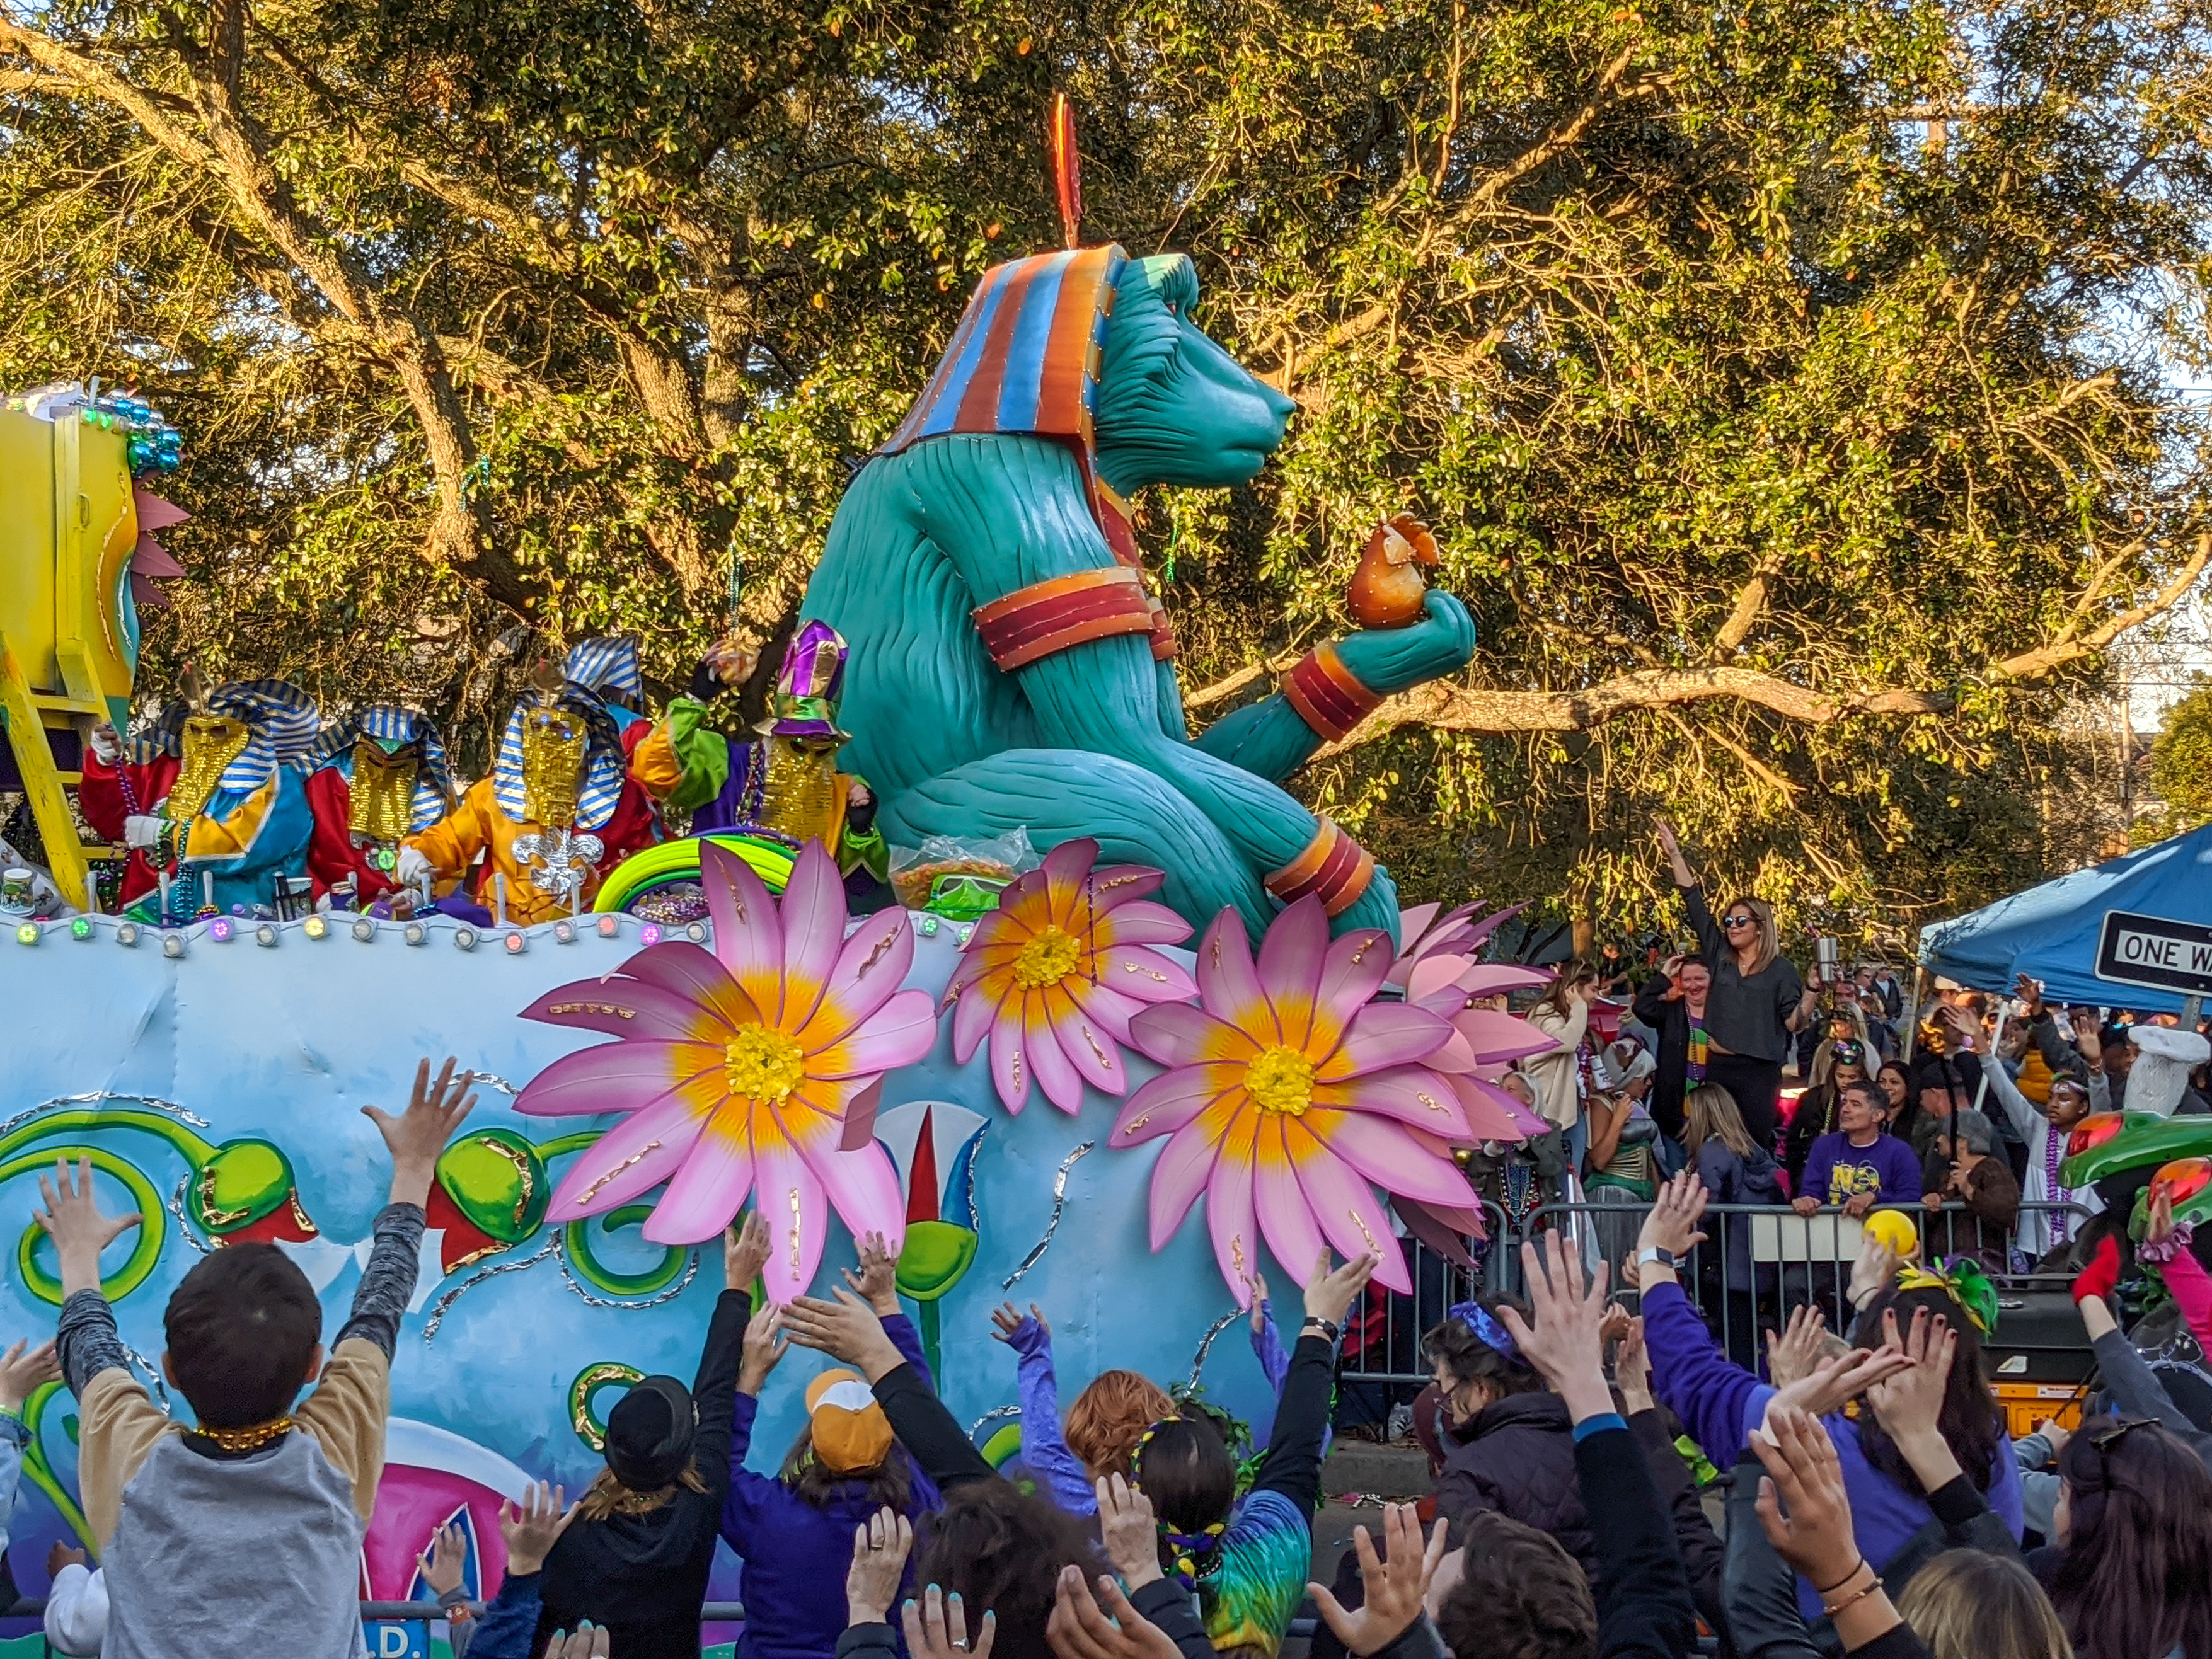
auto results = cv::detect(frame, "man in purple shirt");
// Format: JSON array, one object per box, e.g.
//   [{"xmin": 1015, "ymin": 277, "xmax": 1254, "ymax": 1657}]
[{"xmin": 1793, "ymin": 1080, "xmax": 1923, "ymax": 1215}]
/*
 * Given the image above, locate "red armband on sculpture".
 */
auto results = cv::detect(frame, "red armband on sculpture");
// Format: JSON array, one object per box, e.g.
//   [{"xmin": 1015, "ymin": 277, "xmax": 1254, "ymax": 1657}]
[
  {"xmin": 972, "ymin": 567, "xmax": 1158, "ymax": 671},
  {"xmin": 1281, "ymin": 644, "xmax": 1383, "ymax": 742},
  {"xmin": 1266, "ymin": 818, "xmax": 1376, "ymax": 916}
]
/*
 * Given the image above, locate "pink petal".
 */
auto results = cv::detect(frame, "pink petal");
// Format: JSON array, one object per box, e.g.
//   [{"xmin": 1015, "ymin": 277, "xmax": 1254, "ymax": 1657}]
[
  {"xmin": 1129, "ymin": 1002, "xmax": 1260, "ymax": 1068},
  {"xmin": 1426, "ymin": 1028, "xmax": 1479, "ymax": 1072},
  {"xmin": 1257, "ymin": 897, "xmax": 1330, "ymax": 1050},
  {"xmin": 1312, "ymin": 928, "xmax": 1396, "ymax": 1054},
  {"xmin": 1039, "ymin": 835, "xmax": 1101, "ymax": 892},
  {"xmin": 1454, "ymin": 1074, "xmax": 1546, "ymax": 1140},
  {"xmin": 1252, "ymin": 1118, "xmax": 1327, "ymax": 1285},
  {"xmin": 952, "ymin": 980, "xmax": 1003, "ymax": 1065},
  {"xmin": 1052, "ymin": 995, "xmax": 1129, "ymax": 1100},
  {"xmin": 1101, "ymin": 945, "xmax": 1198, "ymax": 1005},
  {"xmin": 520, "ymin": 977, "xmax": 734, "ymax": 1045},
  {"xmin": 1025, "ymin": 994, "xmax": 1088, "ymax": 1115},
  {"xmin": 1315, "ymin": 1065, "xmax": 1471, "ymax": 1137},
  {"xmin": 840, "ymin": 1077, "xmax": 887, "ymax": 1151},
  {"xmin": 1451, "ymin": 1007, "xmax": 1562, "ymax": 1065},
  {"xmin": 798, "ymin": 908, "xmax": 918, "ymax": 1052},
  {"xmin": 748, "ymin": 1142, "xmax": 830, "ymax": 1304},
  {"xmin": 513, "ymin": 1040, "xmax": 718, "ymax": 1119},
  {"xmin": 618, "ymin": 940, "xmax": 763, "ymax": 1035},
  {"xmin": 703, "ymin": 841, "xmax": 786, "ymax": 1025},
  {"xmin": 1397, "ymin": 902, "xmax": 1442, "ymax": 957},
  {"xmin": 642, "ymin": 1120, "xmax": 757, "ymax": 1245},
  {"xmin": 1090, "ymin": 864, "xmax": 1168, "ymax": 904},
  {"xmin": 1460, "ymin": 902, "xmax": 1529, "ymax": 948},
  {"xmin": 1114, "ymin": 1064, "xmax": 1241, "ymax": 1145},
  {"xmin": 807, "ymin": 1141, "xmax": 908, "ymax": 1260},
  {"xmin": 545, "ymin": 1094, "xmax": 711, "ymax": 1222},
  {"xmin": 1315, "ymin": 1111, "xmax": 1489, "ymax": 1208},
  {"xmin": 1094, "ymin": 900, "xmax": 1190, "ymax": 947},
  {"xmin": 1147, "ymin": 1103, "xmax": 1232, "ymax": 1246},
  {"xmin": 776, "ymin": 841, "xmax": 850, "ymax": 1031},
  {"xmin": 1452, "ymin": 965, "xmax": 1554, "ymax": 998},
  {"xmin": 991, "ymin": 994, "xmax": 1032, "ymax": 1114},
  {"xmin": 814, "ymin": 989, "xmax": 939, "ymax": 1080},
  {"xmin": 1406, "ymin": 954, "xmax": 1473, "ymax": 1007},
  {"xmin": 1194, "ymin": 910, "xmax": 1275, "ymax": 1043},
  {"xmin": 1315, "ymin": 1005, "xmax": 1453, "ymax": 1081},
  {"xmin": 1391, "ymin": 1195, "xmax": 1479, "ymax": 1266},
  {"xmin": 1066, "ymin": 977, "xmax": 1144, "ymax": 1045},
  {"xmin": 1289, "ymin": 1134, "xmax": 1412, "ymax": 1292},
  {"xmin": 1205, "ymin": 1138, "xmax": 1261, "ymax": 1306}
]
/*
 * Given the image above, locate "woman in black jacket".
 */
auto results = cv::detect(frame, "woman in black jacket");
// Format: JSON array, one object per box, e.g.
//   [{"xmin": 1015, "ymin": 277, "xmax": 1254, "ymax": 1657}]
[{"xmin": 1654, "ymin": 817, "xmax": 1818, "ymax": 1152}]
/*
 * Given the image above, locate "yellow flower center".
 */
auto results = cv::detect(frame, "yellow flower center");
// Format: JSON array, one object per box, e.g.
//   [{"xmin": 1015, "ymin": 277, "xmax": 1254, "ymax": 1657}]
[
  {"xmin": 725, "ymin": 1026, "xmax": 807, "ymax": 1103},
  {"xmin": 1245, "ymin": 1047, "xmax": 1316, "ymax": 1117},
  {"xmin": 1011, "ymin": 925, "xmax": 1083, "ymax": 991}
]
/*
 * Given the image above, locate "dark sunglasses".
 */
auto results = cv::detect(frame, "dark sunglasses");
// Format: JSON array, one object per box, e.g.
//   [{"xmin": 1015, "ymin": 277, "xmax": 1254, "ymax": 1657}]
[{"xmin": 1722, "ymin": 913, "xmax": 1754, "ymax": 927}]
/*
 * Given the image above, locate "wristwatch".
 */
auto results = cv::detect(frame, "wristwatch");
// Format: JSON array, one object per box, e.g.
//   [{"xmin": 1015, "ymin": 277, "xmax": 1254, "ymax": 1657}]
[{"xmin": 1636, "ymin": 1246, "xmax": 1677, "ymax": 1271}]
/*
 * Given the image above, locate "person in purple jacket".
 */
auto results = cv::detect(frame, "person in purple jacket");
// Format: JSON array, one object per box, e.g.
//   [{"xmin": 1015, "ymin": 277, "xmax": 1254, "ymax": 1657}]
[
  {"xmin": 1632, "ymin": 1173, "xmax": 2021, "ymax": 1623},
  {"xmin": 1794, "ymin": 1081, "xmax": 1923, "ymax": 1217},
  {"xmin": 720, "ymin": 1232, "xmax": 938, "ymax": 1659}
]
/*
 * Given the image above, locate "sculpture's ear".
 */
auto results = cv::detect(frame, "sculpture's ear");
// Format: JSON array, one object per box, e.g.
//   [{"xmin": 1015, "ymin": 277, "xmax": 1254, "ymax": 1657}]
[{"xmin": 1139, "ymin": 253, "xmax": 1200, "ymax": 316}]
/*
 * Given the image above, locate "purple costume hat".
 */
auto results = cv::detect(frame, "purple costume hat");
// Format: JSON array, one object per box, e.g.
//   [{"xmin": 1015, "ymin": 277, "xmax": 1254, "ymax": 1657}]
[{"xmin": 755, "ymin": 621, "xmax": 850, "ymax": 743}]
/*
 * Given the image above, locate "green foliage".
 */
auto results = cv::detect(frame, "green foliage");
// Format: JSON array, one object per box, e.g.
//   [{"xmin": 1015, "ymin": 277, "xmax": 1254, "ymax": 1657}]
[
  {"xmin": 6, "ymin": 0, "xmax": 2209, "ymax": 943},
  {"xmin": 2152, "ymin": 682, "xmax": 2212, "ymax": 832}
]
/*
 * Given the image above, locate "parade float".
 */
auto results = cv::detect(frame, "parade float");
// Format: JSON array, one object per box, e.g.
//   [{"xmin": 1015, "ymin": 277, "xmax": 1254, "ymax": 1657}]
[{"xmin": 0, "ymin": 190, "xmax": 1541, "ymax": 1654}]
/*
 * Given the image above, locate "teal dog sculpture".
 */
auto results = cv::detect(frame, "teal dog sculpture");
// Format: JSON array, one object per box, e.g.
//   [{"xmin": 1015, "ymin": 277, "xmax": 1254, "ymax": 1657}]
[{"xmin": 803, "ymin": 245, "xmax": 1477, "ymax": 939}]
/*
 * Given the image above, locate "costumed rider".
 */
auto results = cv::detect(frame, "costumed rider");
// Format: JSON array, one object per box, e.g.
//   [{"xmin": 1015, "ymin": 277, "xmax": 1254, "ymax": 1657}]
[
  {"xmin": 397, "ymin": 639, "xmax": 681, "ymax": 924},
  {"xmin": 660, "ymin": 621, "xmax": 888, "ymax": 895},
  {"xmin": 80, "ymin": 675, "xmax": 321, "ymax": 920},
  {"xmin": 302, "ymin": 706, "xmax": 455, "ymax": 912}
]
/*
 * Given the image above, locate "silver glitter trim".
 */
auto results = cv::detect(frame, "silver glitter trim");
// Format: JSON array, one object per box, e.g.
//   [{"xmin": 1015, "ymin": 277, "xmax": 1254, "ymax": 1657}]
[
  {"xmin": 422, "ymin": 1239, "xmax": 558, "ymax": 1342},
  {"xmin": 464, "ymin": 1073, "xmax": 521, "ymax": 1096},
  {"xmin": 1001, "ymin": 1140, "xmax": 1092, "ymax": 1290},
  {"xmin": 1186, "ymin": 1309, "xmax": 1243, "ymax": 1391},
  {"xmin": 969, "ymin": 1403, "xmax": 1020, "ymax": 1439},
  {"xmin": 168, "ymin": 1174, "xmax": 212, "ymax": 1256},
  {"xmin": 123, "ymin": 1343, "xmax": 170, "ymax": 1413},
  {"xmin": 553, "ymin": 1232, "xmax": 701, "ymax": 1310},
  {"xmin": 0, "ymin": 1093, "xmax": 210, "ymax": 1139}
]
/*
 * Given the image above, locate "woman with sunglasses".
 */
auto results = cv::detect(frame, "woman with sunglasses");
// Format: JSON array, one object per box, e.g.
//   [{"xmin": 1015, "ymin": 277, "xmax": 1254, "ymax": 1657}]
[
  {"xmin": 2034, "ymin": 1413, "xmax": 2212, "ymax": 1659},
  {"xmin": 1653, "ymin": 815, "xmax": 1819, "ymax": 1151}
]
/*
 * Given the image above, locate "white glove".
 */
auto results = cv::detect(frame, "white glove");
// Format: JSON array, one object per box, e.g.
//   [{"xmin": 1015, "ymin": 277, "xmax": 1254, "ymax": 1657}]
[
  {"xmin": 88, "ymin": 724, "xmax": 121, "ymax": 765},
  {"xmin": 123, "ymin": 815, "xmax": 164, "ymax": 851},
  {"xmin": 395, "ymin": 846, "xmax": 434, "ymax": 888}
]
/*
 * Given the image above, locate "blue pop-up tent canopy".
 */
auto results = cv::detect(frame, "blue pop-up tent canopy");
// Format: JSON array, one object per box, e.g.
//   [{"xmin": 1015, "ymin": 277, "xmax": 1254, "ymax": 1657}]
[{"xmin": 1918, "ymin": 822, "xmax": 2212, "ymax": 1014}]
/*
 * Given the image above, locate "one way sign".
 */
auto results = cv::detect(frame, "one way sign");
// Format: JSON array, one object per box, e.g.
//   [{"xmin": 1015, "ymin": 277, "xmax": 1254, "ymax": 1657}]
[{"xmin": 2097, "ymin": 910, "xmax": 2212, "ymax": 998}]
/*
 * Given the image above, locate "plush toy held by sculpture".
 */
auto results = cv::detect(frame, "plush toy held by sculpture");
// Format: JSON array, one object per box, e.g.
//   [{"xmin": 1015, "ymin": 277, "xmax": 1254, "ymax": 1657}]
[{"xmin": 800, "ymin": 244, "xmax": 1479, "ymax": 943}]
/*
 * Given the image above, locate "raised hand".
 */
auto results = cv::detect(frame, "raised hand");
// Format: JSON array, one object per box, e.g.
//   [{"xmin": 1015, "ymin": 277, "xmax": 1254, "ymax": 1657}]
[
  {"xmin": 1848, "ymin": 1234, "xmax": 1904, "ymax": 1309},
  {"xmin": 499, "ymin": 1481, "xmax": 577, "ymax": 1576},
  {"xmin": 1497, "ymin": 1241, "xmax": 1613, "ymax": 1421},
  {"xmin": 846, "ymin": 1506, "xmax": 914, "ymax": 1626},
  {"xmin": 1752, "ymin": 1407, "xmax": 1877, "ymax": 1619},
  {"xmin": 1095, "ymin": 1473, "xmax": 1162, "ymax": 1590},
  {"xmin": 1864, "ymin": 1306, "xmax": 1962, "ymax": 1490},
  {"xmin": 1046, "ymin": 1566, "xmax": 1180, "ymax": 1659},
  {"xmin": 1652, "ymin": 815, "xmax": 1695, "ymax": 885},
  {"xmin": 1763, "ymin": 1304, "xmax": 1831, "ymax": 1390},
  {"xmin": 842, "ymin": 1231, "xmax": 902, "ymax": 1315},
  {"xmin": 1637, "ymin": 1171, "xmax": 1710, "ymax": 1260},
  {"xmin": 1306, "ymin": 1502, "xmax": 1450, "ymax": 1658},
  {"xmin": 786, "ymin": 1289, "xmax": 907, "ymax": 1382},
  {"xmin": 1615, "ymin": 1314, "xmax": 1654, "ymax": 1415},
  {"xmin": 989, "ymin": 1301, "xmax": 1047, "ymax": 1346},
  {"xmin": 1763, "ymin": 1344, "xmax": 1912, "ymax": 1427},
  {"xmin": 0, "ymin": 1338, "xmax": 60, "ymax": 1413},
  {"xmin": 362, "ymin": 1057, "xmax": 479, "ymax": 1208},
  {"xmin": 1304, "ymin": 1248, "xmax": 1378, "ymax": 1329},
  {"xmin": 1245, "ymin": 1270, "xmax": 1271, "ymax": 1334},
  {"xmin": 33, "ymin": 1157, "xmax": 142, "ymax": 1300},
  {"xmin": 418, "ymin": 1521, "xmax": 468, "ymax": 1598},
  {"xmin": 726, "ymin": 1210, "xmax": 771, "ymax": 1293},
  {"xmin": 739, "ymin": 1300, "xmax": 790, "ymax": 1397},
  {"xmin": 902, "ymin": 1583, "xmax": 996, "ymax": 1659}
]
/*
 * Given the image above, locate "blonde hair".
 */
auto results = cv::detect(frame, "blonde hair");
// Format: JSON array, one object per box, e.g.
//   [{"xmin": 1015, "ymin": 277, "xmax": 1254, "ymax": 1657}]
[
  {"xmin": 1720, "ymin": 895, "xmax": 1780, "ymax": 975},
  {"xmin": 1683, "ymin": 1084, "xmax": 1754, "ymax": 1160},
  {"xmin": 576, "ymin": 1463, "xmax": 708, "ymax": 1521},
  {"xmin": 1897, "ymin": 1549, "xmax": 2071, "ymax": 1659},
  {"xmin": 1064, "ymin": 1370, "xmax": 1173, "ymax": 1479}
]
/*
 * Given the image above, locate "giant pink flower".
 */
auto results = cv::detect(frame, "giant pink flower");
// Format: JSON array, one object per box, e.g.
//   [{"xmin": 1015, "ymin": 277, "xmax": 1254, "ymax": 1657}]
[
  {"xmin": 945, "ymin": 837, "xmax": 1197, "ymax": 1115},
  {"xmin": 515, "ymin": 840, "xmax": 936, "ymax": 1302},
  {"xmin": 1114, "ymin": 897, "xmax": 1489, "ymax": 1302}
]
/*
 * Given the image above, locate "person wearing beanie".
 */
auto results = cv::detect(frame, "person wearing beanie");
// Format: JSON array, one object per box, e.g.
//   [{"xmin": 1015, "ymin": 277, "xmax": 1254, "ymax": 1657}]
[
  {"xmin": 1921, "ymin": 1109, "xmax": 2022, "ymax": 1270},
  {"xmin": 533, "ymin": 1216, "xmax": 761, "ymax": 1658},
  {"xmin": 718, "ymin": 1232, "xmax": 936, "ymax": 1659}
]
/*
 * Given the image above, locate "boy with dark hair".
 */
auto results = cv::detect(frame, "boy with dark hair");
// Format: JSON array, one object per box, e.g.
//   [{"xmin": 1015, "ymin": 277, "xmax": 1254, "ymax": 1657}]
[{"xmin": 35, "ymin": 1056, "xmax": 479, "ymax": 1659}]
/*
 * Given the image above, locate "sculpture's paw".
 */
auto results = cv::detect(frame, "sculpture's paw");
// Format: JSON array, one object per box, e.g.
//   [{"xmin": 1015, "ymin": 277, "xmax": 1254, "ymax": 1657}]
[{"xmin": 1333, "ymin": 591, "xmax": 1477, "ymax": 696}]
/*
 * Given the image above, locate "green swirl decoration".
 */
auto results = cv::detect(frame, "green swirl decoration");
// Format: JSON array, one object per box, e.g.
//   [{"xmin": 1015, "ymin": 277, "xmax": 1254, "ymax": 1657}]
[
  {"xmin": 539, "ymin": 1132, "xmax": 691, "ymax": 1297},
  {"xmin": 5, "ymin": 1149, "xmax": 166, "ymax": 1304},
  {"xmin": 569, "ymin": 1362, "xmax": 644, "ymax": 1452},
  {"xmin": 20, "ymin": 1379, "xmax": 94, "ymax": 1555}
]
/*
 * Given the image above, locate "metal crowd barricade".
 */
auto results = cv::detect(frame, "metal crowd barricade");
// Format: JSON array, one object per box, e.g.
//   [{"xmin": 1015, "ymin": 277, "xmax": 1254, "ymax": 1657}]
[{"xmin": 1339, "ymin": 1199, "xmax": 2095, "ymax": 1399}]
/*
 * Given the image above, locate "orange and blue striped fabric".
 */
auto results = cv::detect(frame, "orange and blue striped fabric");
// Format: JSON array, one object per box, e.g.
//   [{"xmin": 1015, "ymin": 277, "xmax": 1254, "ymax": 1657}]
[{"xmin": 882, "ymin": 244, "xmax": 1127, "ymax": 456}]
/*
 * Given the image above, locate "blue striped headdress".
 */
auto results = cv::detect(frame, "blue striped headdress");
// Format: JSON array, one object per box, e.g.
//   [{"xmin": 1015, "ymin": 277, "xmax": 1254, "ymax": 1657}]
[
  {"xmin": 200, "ymin": 680, "xmax": 321, "ymax": 795},
  {"xmin": 492, "ymin": 682, "xmax": 625, "ymax": 832},
  {"xmin": 309, "ymin": 705, "xmax": 454, "ymax": 832},
  {"xmin": 563, "ymin": 637, "xmax": 643, "ymax": 706}
]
